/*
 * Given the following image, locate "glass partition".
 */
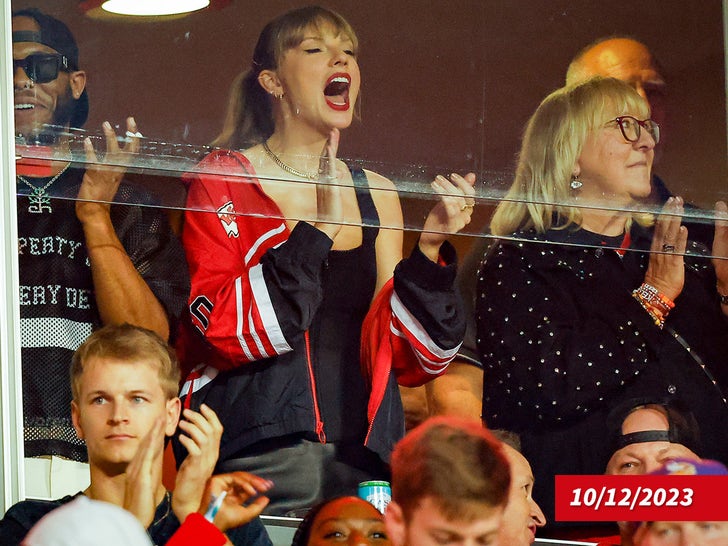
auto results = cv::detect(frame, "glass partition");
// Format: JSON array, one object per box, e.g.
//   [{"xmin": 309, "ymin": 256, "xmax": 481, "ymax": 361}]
[
  {"xmin": 9, "ymin": 1, "xmax": 726, "ymax": 248},
  {"xmin": 3, "ymin": 0, "xmax": 727, "ymax": 525}
]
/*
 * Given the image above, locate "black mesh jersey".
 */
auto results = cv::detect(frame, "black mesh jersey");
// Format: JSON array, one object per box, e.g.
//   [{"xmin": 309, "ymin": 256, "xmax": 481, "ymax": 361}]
[{"xmin": 17, "ymin": 165, "xmax": 190, "ymax": 461}]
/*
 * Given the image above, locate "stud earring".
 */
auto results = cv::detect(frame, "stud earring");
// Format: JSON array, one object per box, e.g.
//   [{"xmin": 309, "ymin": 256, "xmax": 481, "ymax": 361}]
[{"xmin": 570, "ymin": 176, "xmax": 583, "ymax": 190}]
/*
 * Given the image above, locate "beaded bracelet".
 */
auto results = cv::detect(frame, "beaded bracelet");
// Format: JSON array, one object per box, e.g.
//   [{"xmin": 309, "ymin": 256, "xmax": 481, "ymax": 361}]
[{"xmin": 632, "ymin": 283, "xmax": 675, "ymax": 329}]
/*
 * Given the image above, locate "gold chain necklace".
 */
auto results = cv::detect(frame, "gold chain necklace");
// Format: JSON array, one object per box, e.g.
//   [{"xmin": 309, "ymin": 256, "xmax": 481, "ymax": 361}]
[
  {"xmin": 17, "ymin": 162, "xmax": 71, "ymax": 214},
  {"xmin": 261, "ymin": 141, "xmax": 319, "ymax": 181}
]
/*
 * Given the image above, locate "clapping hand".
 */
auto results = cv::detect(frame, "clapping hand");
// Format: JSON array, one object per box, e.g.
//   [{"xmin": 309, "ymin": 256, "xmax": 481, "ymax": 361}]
[
  {"xmin": 645, "ymin": 196, "xmax": 688, "ymax": 301},
  {"xmin": 419, "ymin": 172, "xmax": 477, "ymax": 262},
  {"xmin": 124, "ymin": 416, "xmax": 166, "ymax": 528},
  {"xmin": 712, "ymin": 200, "xmax": 728, "ymax": 304},
  {"xmin": 171, "ymin": 404, "xmax": 224, "ymax": 522},
  {"xmin": 314, "ymin": 128, "xmax": 344, "ymax": 240}
]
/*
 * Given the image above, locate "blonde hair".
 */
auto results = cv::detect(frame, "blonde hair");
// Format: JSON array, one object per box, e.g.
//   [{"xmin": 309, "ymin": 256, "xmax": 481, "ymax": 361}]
[
  {"xmin": 71, "ymin": 323, "xmax": 181, "ymax": 401},
  {"xmin": 213, "ymin": 6, "xmax": 358, "ymax": 149},
  {"xmin": 490, "ymin": 76, "xmax": 652, "ymax": 236}
]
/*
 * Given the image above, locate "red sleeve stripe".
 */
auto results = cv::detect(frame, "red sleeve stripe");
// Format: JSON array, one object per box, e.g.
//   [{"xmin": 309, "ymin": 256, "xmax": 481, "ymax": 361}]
[
  {"xmin": 180, "ymin": 365, "xmax": 219, "ymax": 396},
  {"xmin": 244, "ymin": 223, "xmax": 287, "ymax": 266},
  {"xmin": 234, "ymin": 275, "xmax": 257, "ymax": 361},
  {"xmin": 389, "ymin": 291, "xmax": 461, "ymax": 362},
  {"xmin": 389, "ymin": 322, "xmax": 454, "ymax": 374},
  {"xmin": 238, "ymin": 264, "xmax": 292, "ymax": 359}
]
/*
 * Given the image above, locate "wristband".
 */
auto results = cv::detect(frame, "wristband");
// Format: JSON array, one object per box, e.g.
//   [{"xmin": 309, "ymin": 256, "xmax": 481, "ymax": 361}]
[{"xmin": 633, "ymin": 283, "xmax": 675, "ymax": 329}]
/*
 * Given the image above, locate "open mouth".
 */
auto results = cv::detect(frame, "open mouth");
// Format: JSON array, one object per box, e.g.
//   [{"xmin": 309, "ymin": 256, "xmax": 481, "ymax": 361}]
[{"xmin": 324, "ymin": 73, "xmax": 351, "ymax": 111}]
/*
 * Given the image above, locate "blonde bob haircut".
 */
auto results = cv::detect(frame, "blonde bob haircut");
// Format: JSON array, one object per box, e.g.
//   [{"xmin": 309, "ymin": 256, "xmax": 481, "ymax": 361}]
[{"xmin": 490, "ymin": 76, "xmax": 653, "ymax": 236}]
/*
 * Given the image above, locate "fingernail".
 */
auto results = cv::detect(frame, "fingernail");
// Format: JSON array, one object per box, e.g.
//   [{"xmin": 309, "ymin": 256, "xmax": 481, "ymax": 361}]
[
  {"xmin": 103, "ymin": 121, "xmax": 111, "ymax": 130},
  {"xmin": 436, "ymin": 175, "xmax": 447, "ymax": 182}
]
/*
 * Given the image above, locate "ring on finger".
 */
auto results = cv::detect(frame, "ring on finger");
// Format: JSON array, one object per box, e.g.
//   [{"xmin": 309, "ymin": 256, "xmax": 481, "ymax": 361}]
[
  {"xmin": 460, "ymin": 203, "xmax": 474, "ymax": 211},
  {"xmin": 662, "ymin": 243, "xmax": 676, "ymax": 252}
]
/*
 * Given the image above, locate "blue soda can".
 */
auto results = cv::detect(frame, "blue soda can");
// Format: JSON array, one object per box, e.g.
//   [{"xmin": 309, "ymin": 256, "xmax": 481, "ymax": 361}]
[{"xmin": 358, "ymin": 480, "xmax": 391, "ymax": 514}]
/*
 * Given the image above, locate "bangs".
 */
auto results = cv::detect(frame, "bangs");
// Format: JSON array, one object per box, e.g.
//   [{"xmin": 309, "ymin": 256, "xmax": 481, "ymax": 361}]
[
  {"xmin": 573, "ymin": 77, "xmax": 652, "ymax": 133},
  {"xmin": 274, "ymin": 8, "xmax": 358, "ymax": 62}
]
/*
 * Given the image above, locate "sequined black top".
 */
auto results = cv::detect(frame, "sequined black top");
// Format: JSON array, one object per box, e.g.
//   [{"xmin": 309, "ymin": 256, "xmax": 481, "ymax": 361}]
[{"xmin": 476, "ymin": 223, "xmax": 728, "ymax": 525}]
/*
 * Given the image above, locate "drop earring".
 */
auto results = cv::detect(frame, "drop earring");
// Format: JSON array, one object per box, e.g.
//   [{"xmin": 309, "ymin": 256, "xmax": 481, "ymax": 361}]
[{"xmin": 570, "ymin": 175, "xmax": 583, "ymax": 190}]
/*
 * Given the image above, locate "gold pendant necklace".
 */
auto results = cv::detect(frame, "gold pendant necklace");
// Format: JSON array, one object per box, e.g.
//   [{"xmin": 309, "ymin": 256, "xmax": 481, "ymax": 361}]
[
  {"xmin": 17, "ymin": 162, "xmax": 71, "ymax": 214},
  {"xmin": 261, "ymin": 141, "xmax": 319, "ymax": 181}
]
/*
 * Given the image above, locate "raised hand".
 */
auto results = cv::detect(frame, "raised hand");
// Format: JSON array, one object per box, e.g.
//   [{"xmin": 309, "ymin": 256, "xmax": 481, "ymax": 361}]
[
  {"xmin": 76, "ymin": 116, "xmax": 141, "ymax": 224},
  {"xmin": 314, "ymin": 128, "xmax": 344, "ymax": 240},
  {"xmin": 419, "ymin": 172, "xmax": 477, "ymax": 262},
  {"xmin": 171, "ymin": 404, "xmax": 224, "ymax": 522},
  {"xmin": 124, "ymin": 416, "xmax": 166, "ymax": 528},
  {"xmin": 712, "ymin": 201, "xmax": 728, "ymax": 304},
  {"xmin": 201, "ymin": 472, "xmax": 273, "ymax": 533},
  {"xmin": 644, "ymin": 196, "xmax": 688, "ymax": 300}
]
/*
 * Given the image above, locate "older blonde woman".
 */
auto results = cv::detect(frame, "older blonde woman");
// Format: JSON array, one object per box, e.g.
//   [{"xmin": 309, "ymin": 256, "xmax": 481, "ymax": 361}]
[{"xmin": 476, "ymin": 76, "xmax": 728, "ymax": 528}]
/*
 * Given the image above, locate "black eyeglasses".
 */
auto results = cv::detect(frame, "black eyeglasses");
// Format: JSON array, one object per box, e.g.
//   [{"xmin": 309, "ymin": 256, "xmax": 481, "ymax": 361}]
[
  {"xmin": 609, "ymin": 116, "xmax": 660, "ymax": 144},
  {"xmin": 13, "ymin": 53, "xmax": 71, "ymax": 84}
]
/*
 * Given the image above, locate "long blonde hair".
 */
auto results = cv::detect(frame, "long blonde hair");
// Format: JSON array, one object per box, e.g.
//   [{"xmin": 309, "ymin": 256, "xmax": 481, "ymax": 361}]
[
  {"xmin": 490, "ymin": 76, "xmax": 652, "ymax": 236},
  {"xmin": 212, "ymin": 6, "xmax": 359, "ymax": 150}
]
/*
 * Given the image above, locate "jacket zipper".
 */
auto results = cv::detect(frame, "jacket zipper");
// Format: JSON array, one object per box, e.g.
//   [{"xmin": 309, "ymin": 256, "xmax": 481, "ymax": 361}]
[
  {"xmin": 364, "ymin": 367, "xmax": 390, "ymax": 446},
  {"xmin": 304, "ymin": 330, "xmax": 326, "ymax": 443}
]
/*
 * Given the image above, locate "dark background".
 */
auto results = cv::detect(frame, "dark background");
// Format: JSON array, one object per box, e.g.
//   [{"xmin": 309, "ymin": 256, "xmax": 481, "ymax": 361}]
[{"xmin": 11, "ymin": 0, "xmax": 727, "ymax": 250}]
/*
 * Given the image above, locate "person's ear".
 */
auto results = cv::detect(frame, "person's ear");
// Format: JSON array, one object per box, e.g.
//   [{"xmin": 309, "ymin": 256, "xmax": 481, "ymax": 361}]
[
  {"xmin": 71, "ymin": 400, "xmax": 84, "ymax": 440},
  {"xmin": 165, "ymin": 397, "xmax": 181, "ymax": 437},
  {"xmin": 258, "ymin": 70, "xmax": 283, "ymax": 99},
  {"xmin": 384, "ymin": 501, "xmax": 407, "ymax": 546},
  {"xmin": 68, "ymin": 70, "xmax": 86, "ymax": 100}
]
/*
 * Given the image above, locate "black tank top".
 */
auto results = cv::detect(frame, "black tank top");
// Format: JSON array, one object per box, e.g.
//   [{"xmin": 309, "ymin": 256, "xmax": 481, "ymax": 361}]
[{"xmin": 310, "ymin": 167, "xmax": 380, "ymax": 444}]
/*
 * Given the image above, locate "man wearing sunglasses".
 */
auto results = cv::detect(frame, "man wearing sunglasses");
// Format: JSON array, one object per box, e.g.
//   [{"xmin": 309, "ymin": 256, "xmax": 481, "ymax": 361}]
[{"xmin": 12, "ymin": 8, "xmax": 189, "ymax": 500}]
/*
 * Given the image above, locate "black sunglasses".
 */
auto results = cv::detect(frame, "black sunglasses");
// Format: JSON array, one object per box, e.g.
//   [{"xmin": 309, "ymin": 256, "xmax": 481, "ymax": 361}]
[{"xmin": 13, "ymin": 53, "xmax": 71, "ymax": 84}]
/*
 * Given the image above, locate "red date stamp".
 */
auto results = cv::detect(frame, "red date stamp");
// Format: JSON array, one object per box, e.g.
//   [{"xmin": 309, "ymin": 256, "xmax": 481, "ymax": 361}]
[
  {"xmin": 569, "ymin": 486, "xmax": 693, "ymax": 511},
  {"xmin": 555, "ymin": 476, "xmax": 728, "ymax": 521}
]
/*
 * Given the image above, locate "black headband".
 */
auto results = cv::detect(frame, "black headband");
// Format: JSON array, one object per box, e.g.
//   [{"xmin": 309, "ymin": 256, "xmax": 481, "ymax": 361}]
[{"xmin": 616, "ymin": 430, "xmax": 671, "ymax": 450}]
